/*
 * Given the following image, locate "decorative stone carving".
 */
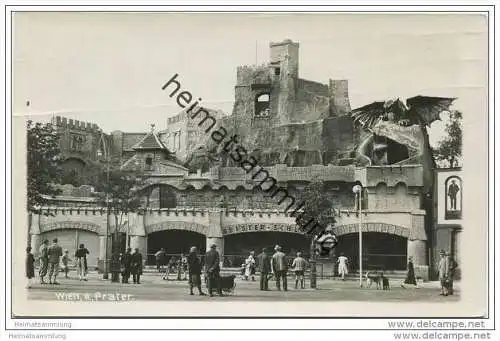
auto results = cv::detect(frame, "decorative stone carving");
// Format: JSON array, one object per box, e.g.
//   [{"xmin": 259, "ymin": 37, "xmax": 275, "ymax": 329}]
[
  {"xmin": 40, "ymin": 221, "xmax": 101, "ymax": 234},
  {"xmin": 145, "ymin": 221, "xmax": 209, "ymax": 235}
]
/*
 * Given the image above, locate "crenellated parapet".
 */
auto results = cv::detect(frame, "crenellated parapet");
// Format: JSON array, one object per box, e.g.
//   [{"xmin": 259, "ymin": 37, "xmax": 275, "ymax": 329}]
[
  {"xmin": 52, "ymin": 115, "xmax": 100, "ymax": 132},
  {"xmin": 236, "ymin": 64, "xmax": 272, "ymax": 86}
]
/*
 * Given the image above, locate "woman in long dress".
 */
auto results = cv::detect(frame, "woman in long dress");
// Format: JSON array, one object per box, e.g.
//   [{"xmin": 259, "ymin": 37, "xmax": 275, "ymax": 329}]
[
  {"xmin": 337, "ymin": 252, "xmax": 349, "ymax": 280},
  {"xmin": 244, "ymin": 251, "xmax": 256, "ymax": 281},
  {"xmin": 401, "ymin": 256, "xmax": 418, "ymax": 288}
]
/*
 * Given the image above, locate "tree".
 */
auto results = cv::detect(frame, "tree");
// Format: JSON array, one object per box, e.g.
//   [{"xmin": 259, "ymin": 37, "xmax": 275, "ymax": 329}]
[
  {"xmin": 27, "ymin": 120, "xmax": 62, "ymax": 213},
  {"xmin": 94, "ymin": 169, "xmax": 145, "ymax": 253},
  {"xmin": 433, "ymin": 110, "xmax": 463, "ymax": 168},
  {"xmin": 295, "ymin": 179, "xmax": 336, "ymax": 237},
  {"xmin": 294, "ymin": 178, "xmax": 337, "ymax": 289}
]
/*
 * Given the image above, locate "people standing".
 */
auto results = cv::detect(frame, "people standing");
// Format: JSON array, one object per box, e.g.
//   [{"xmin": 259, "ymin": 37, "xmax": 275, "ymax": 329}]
[
  {"xmin": 47, "ymin": 238, "xmax": 63, "ymax": 284},
  {"xmin": 75, "ymin": 244, "xmax": 90, "ymax": 281},
  {"xmin": 205, "ymin": 244, "xmax": 223, "ymax": 297},
  {"xmin": 38, "ymin": 240, "xmax": 49, "ymax": 284},
  {"xmin": 257, "ymin": 248, "xmax": 271, "ymax": 291},
  {"xmin": 181, "ymin": 253, "xmax": 188, "ymax": 280},
  {"xmin": 155, "ymin": 248, "xmax": 167, "ymax": 273},
  {"xmin": 438, "ymin": 250, "xmax": 450, "ymax": 296},
  {"xmin": 401, "ymin": 256, "xmax": 418, "ymax": 288},
  {"xmin": 271, "ymin": 245, "xmax": 288, "ymax": 291},
  {"xmin": 26, "ymin": 246, "xmax": 35, "ymax": 289},
  {"xmin": 292, "ymin": 252, "xmax": 307, "ymax": 289},
  {"xmin": 61, "ymin": 250, "xmax": 71, "ymax": 279},
  {"xmin": 121, "ymin": 247, "xmax": 132, "ymax": 284},
  {"xmin": 337, "ymin": 252, "xmax": 349, "ymax": 281},
  {"xmin": 244, "ymin": 251, "xmax": 256, "ymax": 281},
  {"xmin": 187, "ymin": 246, "xmax": 206, "ymax": 296},
  {"xmin": 446, "ymin": 252, "xmax": 458, "ymax": 295},
  {"xmin": 131, "ymin": 248, "xmax": 143, "ymax": 284}
]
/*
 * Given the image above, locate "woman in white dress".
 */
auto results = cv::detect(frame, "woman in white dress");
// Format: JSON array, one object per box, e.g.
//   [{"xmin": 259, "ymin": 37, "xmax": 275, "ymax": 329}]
[
  {"xmin": 244, "ymin": 251, "xmax": 256, "ymax": 281},
  {"xmin": 337, "ymin": 252, "xmax": 349, "ymax": 280}
]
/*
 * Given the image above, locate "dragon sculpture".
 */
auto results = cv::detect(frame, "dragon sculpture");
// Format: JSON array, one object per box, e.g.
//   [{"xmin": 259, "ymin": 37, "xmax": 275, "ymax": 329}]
[{"xmin": 350, "ymin": 96, "xmax": 456, "ymax": 166}]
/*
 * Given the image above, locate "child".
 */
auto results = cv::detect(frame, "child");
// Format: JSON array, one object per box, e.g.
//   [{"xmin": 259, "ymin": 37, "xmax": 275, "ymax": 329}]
[
  {"xmin": 25, "ymin": 246, "xmax": 35, "ymax": 289},
  {"xmin": 61, "ymin": 249, "xmax": 71, "ymax": 279}
]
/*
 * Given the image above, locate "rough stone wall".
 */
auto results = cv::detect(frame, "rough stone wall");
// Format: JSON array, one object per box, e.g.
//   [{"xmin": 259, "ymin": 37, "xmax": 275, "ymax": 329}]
[{"xmin": 52, "ymin": 116, "xmax": 102, "ymax": 164}]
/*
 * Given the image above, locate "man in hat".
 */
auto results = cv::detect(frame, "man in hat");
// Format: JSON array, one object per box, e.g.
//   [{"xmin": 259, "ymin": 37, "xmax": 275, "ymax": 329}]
[
  {"xmin": 187, "ymin": 246, "xmax": 206, "ymax": 296},
  {"xmin": 257, "ymin": 248, "xmax": 271, "ymax": 291},
  {"xmin": 272, "ymin": 245, "xmax": 288, "ymax": 291},
  {"xmin": 38, "ymin": 239, "xmax": 49, "ymax": 284},
  {"xmin": 47, "ymin": 238, "xmax": 63, "ymax": 284},
  {"xmin": 131, "ymin": 248, "xmax": 143, "ymax": 284},
  {"xmin": 438, "ymin": 250, "xmax": 450, "ymax": 296},
  {"xmin": 205, "ymin": 244, "xmax": 223, "ymax": 297},
  {"xmin": 446, "ymin": 252, "xmax": 458, "ymax": 295}
]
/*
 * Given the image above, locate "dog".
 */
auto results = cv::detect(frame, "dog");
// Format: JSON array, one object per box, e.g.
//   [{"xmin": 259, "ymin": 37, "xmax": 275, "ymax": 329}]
[
  {"xmin": 365, "ymin": 271, "xmax": 382, "ymax": 289},
  {"xmin": 381, "ymin": 273, "xmax": 390, "ymax": 290}
]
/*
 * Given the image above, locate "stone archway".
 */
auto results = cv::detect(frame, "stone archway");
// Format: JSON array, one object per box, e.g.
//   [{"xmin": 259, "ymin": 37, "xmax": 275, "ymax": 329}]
[
  {"xmin": 331, "ymin": 222, "xmax": 410, "ymax": 238},
  {"xmin": 145, "ymin": 221, "xmax": 209, "ymax": 235}
]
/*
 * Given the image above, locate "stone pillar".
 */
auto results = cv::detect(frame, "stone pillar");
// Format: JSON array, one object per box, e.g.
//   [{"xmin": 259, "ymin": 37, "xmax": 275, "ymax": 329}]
[
  {"xmin": 30, "ymin": 234, "xmax": 41, "ymax": 259},
  {"xmin": 129, "ymin": 213, "xmax": 147, "ymax": 266},
  {"xmin": 99, "ymin": 236, "xmax": 107, "ymax": 262},
  {"xmin": 407, "ymin": 239, "xmax": 426, "ymax": 265},
  {"xmin": 207, "ymin": 209, "xmax": 224, "ymax": 268},
  {"xmin": 409, "ymin": 211, "xmax": 429, "ymax": 281}
]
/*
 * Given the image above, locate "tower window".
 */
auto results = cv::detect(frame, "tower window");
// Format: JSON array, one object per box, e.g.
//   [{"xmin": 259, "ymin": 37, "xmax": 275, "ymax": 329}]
[
  {"xmin": 145, "ymin": 156, "xmax": 153, "ymax": 170},
  {"xmin": 255, "ymin": 93, "xmax": 270, "ymax": 118},
  {"xmin": 274, "ymin": 67, "xmax": 281, "ymax": 76}
]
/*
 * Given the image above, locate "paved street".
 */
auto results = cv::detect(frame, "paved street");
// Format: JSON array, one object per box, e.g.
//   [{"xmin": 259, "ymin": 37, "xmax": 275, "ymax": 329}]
[{"xmin": 26, "ymin": 272, "xmax": 460, "ymax": 302}]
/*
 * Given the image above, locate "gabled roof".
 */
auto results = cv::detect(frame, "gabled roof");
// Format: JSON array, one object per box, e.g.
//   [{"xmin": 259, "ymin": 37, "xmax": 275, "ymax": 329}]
[{"xmin": 132, "ymin": 124, "xmax": 166, "ymax": 151}]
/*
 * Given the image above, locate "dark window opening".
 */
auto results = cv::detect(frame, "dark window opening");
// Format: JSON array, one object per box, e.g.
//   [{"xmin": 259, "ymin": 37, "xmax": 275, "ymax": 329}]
[
  {"xmin": 255, "ymin": 93, "xmax": 270, "ymax": 118},
  {"xmin": 274, "ymin": 67, "xmax": 281, "ymax": 76},
  {"xmin": 159, "ymin": 186, "xmax": 177, "ymax": 209}
]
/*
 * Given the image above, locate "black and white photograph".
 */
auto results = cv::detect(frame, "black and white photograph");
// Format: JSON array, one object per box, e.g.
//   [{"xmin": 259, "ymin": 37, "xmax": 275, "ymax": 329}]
[{"xmin": 4, "ymin": 6, "xmax": 495, "ymax": 335}]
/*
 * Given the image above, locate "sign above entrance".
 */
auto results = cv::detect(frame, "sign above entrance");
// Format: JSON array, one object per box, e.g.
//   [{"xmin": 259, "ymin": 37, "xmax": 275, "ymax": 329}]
[
  {"xmin": 222, "ymin": 223, "xmax": 303, "ymax": 235},
  {"xmin": 40, "ymin": 221, "xmax": 101, "ymax": 234}
]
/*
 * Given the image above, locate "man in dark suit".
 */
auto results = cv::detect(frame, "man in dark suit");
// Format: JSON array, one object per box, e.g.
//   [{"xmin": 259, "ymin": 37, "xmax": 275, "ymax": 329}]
[
  {"xmin": 257, "ymin": 248, "xmax": 271, "ymax": 291},
  {"xmin": 204, "ymin": 244, "xmax": 223, "ymax": 297},
  {"xmin": 121, "ymin": 248, "xmax": 132, "ymax": 284},
  {"xmin": 187, "ymin": 246, "xmax": 206, "ymax": 296},
  {"xmin": 130, "ymin": 248, "xmax": 143, "ymax": 284}
]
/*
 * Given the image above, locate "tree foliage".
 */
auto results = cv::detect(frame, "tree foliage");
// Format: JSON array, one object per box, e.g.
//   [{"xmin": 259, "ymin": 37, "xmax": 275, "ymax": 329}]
[
  {"xmin": 434, "ymin": 110, "xmax": 463, "ymax": 168},
  {"xmin": 295, "ymin": 179, "xmax": 336, "ymax": 236},
  {"xmin": 27, "ymin": 120, "xmax": 62, "ymax": 212},
  {"xmin": 93, "ymin": 168, "xmax": 145, "ymax": 251}
]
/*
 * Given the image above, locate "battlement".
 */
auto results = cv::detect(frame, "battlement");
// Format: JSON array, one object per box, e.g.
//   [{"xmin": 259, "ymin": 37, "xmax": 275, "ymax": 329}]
[
  {"xmin": 52, "ymin": 115, "xmax": 100, "ymax": 132},
  {"xmin": 236, "ymin": 64, "xmax": 272, "ymax": 85}
]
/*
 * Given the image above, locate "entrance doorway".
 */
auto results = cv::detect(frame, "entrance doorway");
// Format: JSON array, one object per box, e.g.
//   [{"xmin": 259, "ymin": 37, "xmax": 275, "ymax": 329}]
[
  {"xmin": 335, "ymin": 232, "xmax": 407, "ymax": 271},
  {"xmin": 224, "ymin": 231, "xmax": 309, "ymax": 267},
  {"xmin": 146, "ymin": 230, "xmax": 206, "ymax": 265}
]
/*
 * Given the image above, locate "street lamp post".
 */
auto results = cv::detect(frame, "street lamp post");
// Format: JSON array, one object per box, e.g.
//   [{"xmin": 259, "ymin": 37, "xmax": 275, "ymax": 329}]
[
  {"xmin": 352, "ymin": 185, "xmax": 363, "ymax": 288},
  {"xmin": 97, "ymin": 146, "xmax": 110, "ymax": 280}
]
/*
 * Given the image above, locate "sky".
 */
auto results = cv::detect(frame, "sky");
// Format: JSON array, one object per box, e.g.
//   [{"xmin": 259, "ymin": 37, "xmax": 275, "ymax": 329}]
[{"xmin": 13, "ymin": 12, "xmax": 488, "ymax": 146}]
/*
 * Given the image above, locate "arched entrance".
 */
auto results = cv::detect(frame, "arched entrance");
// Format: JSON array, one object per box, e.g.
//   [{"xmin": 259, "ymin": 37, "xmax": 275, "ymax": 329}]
[
  {"xmin": 223, "ymin": 231, "xmax": 309, "ymax": 267},
  {"xmin": 146, "ymin": 230, "xmax": 206, "ymax": 265},
  {"xmin": 335, "ymin": 232, "xmax": 407, "ymax": 271},
  {"xmin": 39, "ymin": 228, "xmax": 100, "ymax": 269}
]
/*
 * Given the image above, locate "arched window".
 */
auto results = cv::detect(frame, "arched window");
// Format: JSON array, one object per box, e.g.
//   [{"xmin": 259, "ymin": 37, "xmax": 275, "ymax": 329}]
[{"xmin": 255, "ymin": 93, "xmax": 270, "ymax": 118}]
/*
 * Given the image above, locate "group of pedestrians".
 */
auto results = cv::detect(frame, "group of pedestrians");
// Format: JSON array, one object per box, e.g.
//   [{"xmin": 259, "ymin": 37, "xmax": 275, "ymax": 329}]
[
  {"xmin": 119, "ymin": 247, "xmax": 144, "ymax": 284},
  {"xmin": 25, "ymin": 238, "xmax": 90, "ymax": 288},
  {"xmin": 255, "ymin": 245, "xmax": 309, "ymax": 291}
]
